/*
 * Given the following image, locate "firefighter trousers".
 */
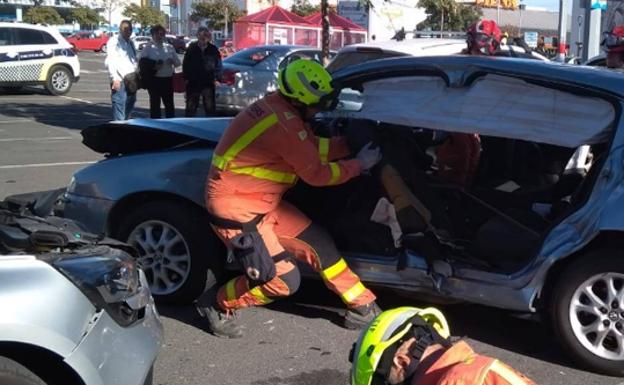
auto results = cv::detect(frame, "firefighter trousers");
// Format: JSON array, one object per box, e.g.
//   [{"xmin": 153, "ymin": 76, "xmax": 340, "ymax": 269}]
[{"xmin": 210, "ymin": 202, "xmax": 376, "ymax": 311}]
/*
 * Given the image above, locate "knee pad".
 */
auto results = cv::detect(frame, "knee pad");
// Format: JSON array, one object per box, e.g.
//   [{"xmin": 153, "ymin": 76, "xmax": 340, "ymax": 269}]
[
  {"xmin": 297, "ymin": 223, "xmax": 341, "ymax": 267},
  {"xmin": 277, "ymin": 264, "xmax": 301, "ymax": 296}
]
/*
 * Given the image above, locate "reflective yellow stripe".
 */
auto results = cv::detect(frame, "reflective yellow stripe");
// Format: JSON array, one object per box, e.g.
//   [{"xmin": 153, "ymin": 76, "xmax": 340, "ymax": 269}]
[
  {"xmin": 225, "ymin": 278, "xmax": 238, "ymax": 301},
  {"xmin": 318, "ymin": 137, "xmax": 329, "ymax": 164},
  {"xmin": 342, "ymin": 282, "xmax": 367, "ymax": 304},
  {"xmin": 328, "ymin": 162, "xmax": 341, "ymax": 185},
  {"xmin": 212, "ymin": 154, "xmax": 228, "ymax": 169},
  {"xmin": 222, "ymin": 113, "xmax": 279, "ymax": 163},
  {"xmin": 249, "ymin": 286, "xmax": 273, "ymax": 305},
  {"xmin": 321, "ymin": 258, "xmax": 348, "ymax": 281},
  {"xmin": 490, "ymin": 360, "xmax": 529, "ymax": 385},
  {"xmin": 230, "ymin": 166, "xmax": 297, "ymax": 184}
]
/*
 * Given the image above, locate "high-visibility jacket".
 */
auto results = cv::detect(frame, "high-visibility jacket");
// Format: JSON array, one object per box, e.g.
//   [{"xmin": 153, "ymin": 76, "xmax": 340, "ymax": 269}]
[
  {"xmin": 206, "ymin": 92, "xmax": 362, "ymax": 218},
  {"xmin": 414, "ymin": 341, "xmax": 537, "ymax": 385}
]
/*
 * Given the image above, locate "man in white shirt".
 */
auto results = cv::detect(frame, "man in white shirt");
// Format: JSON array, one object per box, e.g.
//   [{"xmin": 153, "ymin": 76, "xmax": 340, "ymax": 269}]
[{"xmin": 105, "ymin": 20, "xmax": 138, "ymax": 121}]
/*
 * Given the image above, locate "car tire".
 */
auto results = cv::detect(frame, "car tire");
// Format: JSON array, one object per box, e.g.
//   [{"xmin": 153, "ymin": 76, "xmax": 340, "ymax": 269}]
[
  {"xmin": 45, "ymin": 65, "xmax": 72, "ymax": 96},
  {"xmin": 0, "ymin": 356, "xmax": 47, "ymax": 385},
  {"xmin": 550, "ymin": 250, "xmax": 624, "ymax": 376},
  {"xmin": 99, "ymin": 44, "xmax": 107, "ymax": 53},
  {"xmin": 116, "ymin": 200, "xmax": 225, "ymax": 304}
]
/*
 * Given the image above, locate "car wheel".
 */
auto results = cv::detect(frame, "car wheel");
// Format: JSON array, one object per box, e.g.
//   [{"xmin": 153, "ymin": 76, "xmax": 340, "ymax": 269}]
[
  {"xmin": 117, "ymin": 201, "xmax": 224, "ymax": 304},
  {"xmin": 99, "ymin": 44, "xmax": 107, "ymax": 53},
  {"xmin": 551, "ymin": 250, "xmax": 624, "ymax": 376},
  {"xmin": 0, "ymin": 356, "xmax": 46, "ymax": 385},
  {"xmin": 45, "ymin": 66, "xmax": 72, "ymax": 96}
]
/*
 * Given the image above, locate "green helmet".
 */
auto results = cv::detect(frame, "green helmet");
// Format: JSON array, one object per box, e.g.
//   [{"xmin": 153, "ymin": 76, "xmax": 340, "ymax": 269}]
[
  {"xmin": 277, "ymin": 59, "xmax": 335, "ymax": 107},
  {"xmin": 350, "ymin": 307, "xmax": 451, "ymax": 385}
]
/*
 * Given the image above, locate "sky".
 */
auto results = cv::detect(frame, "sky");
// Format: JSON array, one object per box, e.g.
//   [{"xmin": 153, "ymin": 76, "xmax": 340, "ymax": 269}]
[{"xmin": 522, "ymin": 0, "xmax": 559, "ymax": 11}]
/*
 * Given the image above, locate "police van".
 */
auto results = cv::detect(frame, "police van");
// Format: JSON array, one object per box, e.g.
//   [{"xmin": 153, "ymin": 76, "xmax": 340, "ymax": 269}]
[{"xmin": 0, "ymin": 22, "xmax": 80, "ymax": 95}]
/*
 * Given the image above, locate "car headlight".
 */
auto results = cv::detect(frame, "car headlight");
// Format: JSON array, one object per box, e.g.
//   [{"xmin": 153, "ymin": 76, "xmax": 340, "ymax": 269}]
[{"xmin": 53, "ymin": 246, "xmax": 149, "ymax": 326}]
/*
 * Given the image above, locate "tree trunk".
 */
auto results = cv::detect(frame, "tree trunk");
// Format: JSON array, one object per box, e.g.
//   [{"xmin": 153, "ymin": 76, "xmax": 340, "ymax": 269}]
[
  {"xmin": 440, "ymin": 10, "xmax": 444, "ymax": 36},
  {"xmin": 321, "ymin": 0, "xmax": 329, "ymax": 65}
]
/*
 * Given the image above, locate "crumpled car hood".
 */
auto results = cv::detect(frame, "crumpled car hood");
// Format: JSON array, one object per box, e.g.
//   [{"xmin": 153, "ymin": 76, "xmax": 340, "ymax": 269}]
[{"xmin": 82, "ymin": 117, "xmax": 232, "ymax": 155}]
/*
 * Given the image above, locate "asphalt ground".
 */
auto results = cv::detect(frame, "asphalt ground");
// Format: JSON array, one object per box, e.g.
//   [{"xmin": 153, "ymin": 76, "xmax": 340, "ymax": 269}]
[{"xmin": 0, "ymin": 51, "xmax": 621, "ymax": 385}]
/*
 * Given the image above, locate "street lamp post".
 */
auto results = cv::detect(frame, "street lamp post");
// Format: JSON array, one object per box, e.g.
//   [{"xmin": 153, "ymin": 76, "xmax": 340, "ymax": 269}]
[{"xmin": 519, "ymin": 2, "xmax": 525, "ymax": 34}]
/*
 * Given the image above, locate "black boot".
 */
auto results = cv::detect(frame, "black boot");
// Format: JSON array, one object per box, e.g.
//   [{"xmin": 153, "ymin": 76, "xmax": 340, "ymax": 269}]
[
  {"xmin": 344, "ymin": 302, "xmax": 382, "ymax": 330},
  {"xmin": 195, "ymin": 288, "xmax": 243, "ymax": 339}
]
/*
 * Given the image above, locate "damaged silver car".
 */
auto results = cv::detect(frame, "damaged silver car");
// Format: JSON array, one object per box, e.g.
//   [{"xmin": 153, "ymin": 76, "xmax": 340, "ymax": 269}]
[{"xmin": 59, "ymin": 56, "xmax": 623, "ymax": 376}]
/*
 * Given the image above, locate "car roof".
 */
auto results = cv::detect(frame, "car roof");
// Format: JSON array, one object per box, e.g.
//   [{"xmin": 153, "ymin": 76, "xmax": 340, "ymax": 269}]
[
  {"xmin": 337, "ymin": 38, "xmax": 467, "ymax": 56},
  {"xmin": 0, "ymin": 22, "xmax": 56, "ymax": 32},
  {"xmin": 333, "ymin": 55, "xmax": 624, "ymax": 99}
]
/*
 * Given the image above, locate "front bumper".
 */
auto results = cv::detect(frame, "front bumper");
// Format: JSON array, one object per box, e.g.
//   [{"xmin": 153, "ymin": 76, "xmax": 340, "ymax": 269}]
[{"xmin": 64, "ymin": 272, "xmax": 164, "ymax": 385}]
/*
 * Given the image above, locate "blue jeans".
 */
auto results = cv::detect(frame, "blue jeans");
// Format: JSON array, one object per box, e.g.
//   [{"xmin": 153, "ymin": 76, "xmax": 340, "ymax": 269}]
[{"xmin": 111, "ymin": 81, "xmax": 136, "ymax": 121}]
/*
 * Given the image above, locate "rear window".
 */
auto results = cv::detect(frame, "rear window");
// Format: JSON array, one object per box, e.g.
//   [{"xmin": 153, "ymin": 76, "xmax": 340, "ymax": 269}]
[
  {"xmin": 15, "ymin": 28, "xmax": 46, "ymax": 45},
  {"xmin": 0, "ymin": 28, "xmax": 12, "ymax": 46},
  {"xmin": 42, "ymin": 31, "xmax": 57, "ymax": 44},
  {"xmin": 225, "ymin": 48, "xmax": 275, "ymax": 66},
  {"xmin": 327, "ymin": 50, "xmax": 405, "ymax": 73}
]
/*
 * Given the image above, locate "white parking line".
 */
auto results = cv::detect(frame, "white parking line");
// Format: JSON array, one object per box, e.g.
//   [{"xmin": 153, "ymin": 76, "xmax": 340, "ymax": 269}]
[
  {"xmin": 0, "ymin": 161, "xmax": 97, "ymax": 169},
  {"xmin": 0, "ymin": 119, "xmax": 32, "ymax": 124},
  {"xmin": 60, "ymin": 95, "xmax": 95, "ymax": 104},
  {"xmin": 0, "ymin": 136, "xmax": 74, "ymax": 142}
]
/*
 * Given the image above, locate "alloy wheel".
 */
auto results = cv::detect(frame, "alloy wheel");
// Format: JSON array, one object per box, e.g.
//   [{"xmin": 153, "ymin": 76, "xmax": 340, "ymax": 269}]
[
  {"xmin": 128, "ymin": 220, "xmax": 192, "ymax": 295},
  {"xmin": 569, "ymin": 272, "xmax": 624, "ymax": 360},
  {"xmin": 51, "ymin": 70, "xmax": 70, "ymax": 92}
]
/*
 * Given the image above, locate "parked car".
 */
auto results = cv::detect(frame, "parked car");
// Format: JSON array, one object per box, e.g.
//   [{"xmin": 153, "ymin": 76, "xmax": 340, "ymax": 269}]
[
  {"xmin": 0, "ymin": 22, "xmax": 80, "ymax": 95},
  {"xmin": 65, "ymin": 31, "xmax": 109, "ymax": 53},
  {"xmin": 0, "ymin": 197, "xmax": 163, "ymax": 385},
  {"xmin": 216, "ymin": 45, "xmax": 336, "ymax": 113},
  {"xmin": 55, "ymin": 56, "xmax": 624, "ymax": 376},
  {"xmin": 132, "ymin": 36, "xmax": 152, "ymax": 51},
  {"xmin": 165, "ymin": 34, "xmax": 185, "ymax": 53},
  {"xmin": 583, "ymin": 53, "xmax": 607, "ymax": 67}
]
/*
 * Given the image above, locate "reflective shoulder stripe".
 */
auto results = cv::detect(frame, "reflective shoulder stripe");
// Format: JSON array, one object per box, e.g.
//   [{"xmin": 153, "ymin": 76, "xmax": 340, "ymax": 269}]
[
  {"xmin": 212, "ymin": 154, "xmax": 227, "ymax": 170},
  {"xmin": 489, "ymin": 360, "xmax": 532, "ymax": 385},
  {"xmin": 225, "ymin": 278, "xmax": 238, "ymax": 301},
  {"xmin": 229, "ymin": 166, "xmax": 297, "ymax": 184},
  {"xmin": 318, "ymin": 137, "xmax": 329, "ymax": 164},
  {"xmin": 321, "ymin": 258, "xmax": 348, "ymax": 281},
  {"xmin": 328, "ymin": 162, "xmax": 341, "ymax": 185},
  {"xmin": 221, "ymin": 113, "xmax": 279, "ymax": 164},
  {"xmin": 249, "ymin": 286, "xmax": 273, "ymax": 305},
  {"xmin": 342, "ymin": 282, "xmax": 367, "ymax": 304}
]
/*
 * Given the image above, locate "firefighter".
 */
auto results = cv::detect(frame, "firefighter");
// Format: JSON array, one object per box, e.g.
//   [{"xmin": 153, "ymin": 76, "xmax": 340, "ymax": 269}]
[
  {"xmin": 196, "ymin": 59, "xmax": 383, "ymax": 338},
  {"xmin": 350, "ymin": 307, "xmax": 538, "ymax": 385},
  {"xmin": 466, "ymin": 19, "xmax": 502, "ymax": 56},
  {"xmin": 602, "ymin": 25, "xmax": 624, "ymax": 69}
]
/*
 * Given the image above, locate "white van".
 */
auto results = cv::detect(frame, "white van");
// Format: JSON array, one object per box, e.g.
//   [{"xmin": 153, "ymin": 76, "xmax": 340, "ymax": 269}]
[{"xmin": 0, "ymin": 22, "xmax": 80, "ymax": 95}]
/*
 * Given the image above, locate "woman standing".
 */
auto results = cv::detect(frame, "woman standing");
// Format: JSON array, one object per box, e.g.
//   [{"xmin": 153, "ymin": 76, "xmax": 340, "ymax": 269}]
[{"xmin": 141, "ymin": 25, "xmax": 181, "ymax": 118}]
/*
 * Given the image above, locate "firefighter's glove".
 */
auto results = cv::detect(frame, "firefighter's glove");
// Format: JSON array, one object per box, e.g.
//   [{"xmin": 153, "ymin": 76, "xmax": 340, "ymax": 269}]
[{"xmin": 356, "ymin": 141, "xmax": 382, "ymax": 171}]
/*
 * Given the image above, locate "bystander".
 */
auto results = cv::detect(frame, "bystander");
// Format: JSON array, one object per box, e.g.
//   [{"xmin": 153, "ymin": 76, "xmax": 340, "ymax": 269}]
[{"xmin": 104, "ymin": 20, "xmax": 138, "ymax": 121}]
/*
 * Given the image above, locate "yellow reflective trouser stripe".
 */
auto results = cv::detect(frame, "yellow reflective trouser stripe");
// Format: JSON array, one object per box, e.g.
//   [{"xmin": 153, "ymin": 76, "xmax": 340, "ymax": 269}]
[
  {"xmin": 342, "ymin": 282, "xmax": 367, "ymax": 304},
  {"xmin": 489, "ymin": 360, "xmax": 529, "ymax": 385},
  {"xmin": 229, "ymin": 166, "xmax": 297, "ymax": 184},
  {"xmin": 318, "ymin": 137, "xmax": 329, "ymax": 164},
  {"xmin": 223, "ymin": 113, "xmax": 279, "ymax": 162},
  {"xmin": 321, "ymin": 258, "xmax": 348, "ymax": 281},
  {"xmin": 225, "ymin": 278, "xmax": 238, "ymax": 301},
  {"xmin": 328, "ymin": 162, "xmax": 341, "ymax": 185},
  {"xmin": 249, "ymin": 286, "xmax": 273, "ymax": 305}
]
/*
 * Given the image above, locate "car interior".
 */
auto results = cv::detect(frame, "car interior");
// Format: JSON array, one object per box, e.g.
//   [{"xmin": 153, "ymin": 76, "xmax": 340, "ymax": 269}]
[{"xmin": 286, "ymin": 74, "xmax": 614, "ymax": 275}]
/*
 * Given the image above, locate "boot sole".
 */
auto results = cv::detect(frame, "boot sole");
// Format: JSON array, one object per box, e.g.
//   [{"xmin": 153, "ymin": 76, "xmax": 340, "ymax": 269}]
[{"xmin": 195, "ymin": 305, "xmax": 243, "ymax": 339}]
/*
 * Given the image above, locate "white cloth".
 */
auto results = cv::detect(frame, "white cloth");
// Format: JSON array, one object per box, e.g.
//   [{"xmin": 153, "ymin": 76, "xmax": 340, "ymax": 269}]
[
  {"xmin": 370, "ymin": 198, "xmax": 402, "ymax": 248},
  {"xmin": 105, "ymin": 35, "xmax": 138, "ymax": 82},
  {"xmin": 140, "ymin": 42, "xmax": 181, "ymax": 78}
]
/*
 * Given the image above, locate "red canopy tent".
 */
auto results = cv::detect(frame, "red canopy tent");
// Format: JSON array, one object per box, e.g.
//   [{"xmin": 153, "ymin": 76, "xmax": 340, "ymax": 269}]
[
  {"xmin": 304, "ymin": 11, "xmax": 367, "ymax": 49},
  {"xmin": 234, "ymin": 6, "xmax": 320, "ymax": 49}
]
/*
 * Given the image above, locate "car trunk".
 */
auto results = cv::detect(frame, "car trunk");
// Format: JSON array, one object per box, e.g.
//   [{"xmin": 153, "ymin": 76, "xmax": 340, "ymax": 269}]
[{"xmin": 81, "ymin": 118, "xmax": 231, "ymax": 155}]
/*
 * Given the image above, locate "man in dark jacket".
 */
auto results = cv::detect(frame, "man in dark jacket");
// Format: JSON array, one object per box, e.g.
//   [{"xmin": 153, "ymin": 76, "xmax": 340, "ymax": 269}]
[{"xmin": 183, "ymin": 27, "xmax": 222, "ymax": 116}]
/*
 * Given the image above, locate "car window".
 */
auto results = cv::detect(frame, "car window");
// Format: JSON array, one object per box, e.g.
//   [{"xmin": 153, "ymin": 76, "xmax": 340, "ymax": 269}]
[
  {"xmin": 278, "ymin": 50, "xmax": 335, "ymax": 69},
  {"xmin": 42, "ymin": 31, "xmax": 57, "ymax": 44},
  {"xmin": 326, "ymin": 50, "xmax": 404, "ymax": 73},
  {"xmin": 225, "ymin": 48, "xmax": 275, "ymax": 66},
  {"xmin": 15, "ymin": 28, "xmax": 46, "ymax": 45},
  {"xmin": 0, "ymin": 27, "xmax": 12, "ymax": 46}
]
